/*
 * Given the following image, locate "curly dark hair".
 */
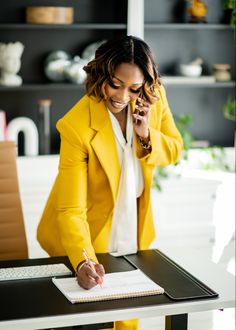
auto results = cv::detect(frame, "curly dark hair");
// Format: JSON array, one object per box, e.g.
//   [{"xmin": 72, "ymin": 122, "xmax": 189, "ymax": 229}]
[{"xmin": 83, "ymin": 35, "xmax": 161, "ymax": 104}]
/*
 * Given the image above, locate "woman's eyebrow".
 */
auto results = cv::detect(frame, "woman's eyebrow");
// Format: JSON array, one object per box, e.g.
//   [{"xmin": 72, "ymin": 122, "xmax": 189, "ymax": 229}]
[{"xmin": 113, "ymin": 76, "xmax": 143, "ymax": 86}]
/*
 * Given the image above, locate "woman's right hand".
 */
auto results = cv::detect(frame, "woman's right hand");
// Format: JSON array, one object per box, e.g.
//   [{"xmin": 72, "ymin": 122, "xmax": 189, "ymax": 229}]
[{"xmin": 76, "ymin": 261, "xmax": 105, "ymax": 290}]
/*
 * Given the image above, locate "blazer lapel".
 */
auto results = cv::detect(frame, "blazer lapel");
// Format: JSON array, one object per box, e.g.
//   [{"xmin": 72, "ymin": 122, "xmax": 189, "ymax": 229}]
[{"xmin": 89, "ymin": 98, "xmax": 120, "ymax": 203}]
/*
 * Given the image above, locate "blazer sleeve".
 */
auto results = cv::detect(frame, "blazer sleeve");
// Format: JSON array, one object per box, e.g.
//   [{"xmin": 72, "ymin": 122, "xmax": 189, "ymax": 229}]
[
  {"xmin": 55, "ymin": 118, "xmax": 98, "ymax": 270},
  {"xmin": 137, "ymin": 84, "xmax": 184, "ymax": 166}
]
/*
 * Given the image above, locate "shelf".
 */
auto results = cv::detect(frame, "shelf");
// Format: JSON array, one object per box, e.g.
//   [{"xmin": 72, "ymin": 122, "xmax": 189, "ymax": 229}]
[
  {"xmin": 0, "ymin": 80, "xmax": 235, "ymax": 91},
  {"xmin": 161, "ymin": 76, "xmax": 236, "ymax": 88},
  {"xmin": 164, "ymin": 83, "xmax": 235, "ymax": 88},
  {"xmin": 145, "ymin": 23, "xmax": 234, "ymax": 30},
  {"xmin": 5, "ymin": 23, "xmax": 232, "ymax": 31},
  {"xmin": 0, "ymin": 23, "xmax": 127, "ymax": 30},
  {"xmin": 0, "ymin": 1, "xmax": 234, "ymax": 149},
  {"xmin": 3, "ymin": 23, "xmax": 232, "ymax": 31},
  {"xmin": 163, "ymin": 82, "xmax": 236, "ymax": 88},
  {"xmin": 0, "ymin": 83, "xmax": 86, "ymax": 91}
]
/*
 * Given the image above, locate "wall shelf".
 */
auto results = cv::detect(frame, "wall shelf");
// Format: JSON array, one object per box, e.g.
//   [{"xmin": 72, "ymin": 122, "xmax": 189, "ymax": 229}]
[
  {"xmin": 161, "ymin": 77, "xmax": 236, "ymax": 88},
  {"xmin": 0, "ymin": 84, "xmax": 85, "ymax": 92},
  {"xmin": 163, "ymin": 82, "xmax": 236, "ymax": 88},
  {"xmin": 0, "ymin": 0, "xmax": 128, "ymax": 153},
  {"xmin": 0, "ymin": 0, "xmax": 235, "ymax": 150},
  {"xmin": 145, "ymin": 23, "xmax": 234, "ymax": 30},
  {"xmin": 143, "ymin": 0, "xmax": 235, "ymax": 147},
  {"xmin": 0, "ymin": 23, "xmax": 127, "ymax": 30},
  {"xmin": 0, "ymin": 81, "xmax": 235, "ymax": 91}
]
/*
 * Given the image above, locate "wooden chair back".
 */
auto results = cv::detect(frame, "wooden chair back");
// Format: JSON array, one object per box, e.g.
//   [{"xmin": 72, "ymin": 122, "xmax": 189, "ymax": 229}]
[{"xmin": 0, "ymin": 141, "xmax": 28, "ymax": 260}]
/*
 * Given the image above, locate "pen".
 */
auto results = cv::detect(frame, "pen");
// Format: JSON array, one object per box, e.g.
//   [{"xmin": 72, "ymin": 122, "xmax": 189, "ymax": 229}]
[{"xmin": 82, "ymin": 248, "xmax": 103, "ymax": 287}]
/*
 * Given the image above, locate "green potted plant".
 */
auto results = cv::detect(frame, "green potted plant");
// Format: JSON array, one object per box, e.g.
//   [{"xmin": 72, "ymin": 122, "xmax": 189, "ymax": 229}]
[
  {"xmin": 223, "ymin": 97, "xmax": 236, "ymax": 121},
  {"xmin": 222, "ymin": 0, "xmax": 236, "ymax": 25},
  {"xmin": 223, "ymin": 97, "xmax": 236, "ymax": 147},
  {"xmin": 153, "ymin": 113, "xmax": 193, "ymax": 191},
  {"xmin": 173, "ymin": 113, "xmax": 194, "ymax": 160}
]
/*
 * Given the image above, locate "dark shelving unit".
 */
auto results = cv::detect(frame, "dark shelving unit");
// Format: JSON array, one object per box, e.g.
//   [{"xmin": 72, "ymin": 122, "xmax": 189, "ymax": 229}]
[
  {"xmin": 144, "ymin": 0, "xmax": 235, "ymax": 147},
  {"xmin": 0, "ymin": 0, "xmax": 128, "ymax": 154},
  {"xmin": 0, "ymin": 0, "xmax": 235, "ymax": 152}
]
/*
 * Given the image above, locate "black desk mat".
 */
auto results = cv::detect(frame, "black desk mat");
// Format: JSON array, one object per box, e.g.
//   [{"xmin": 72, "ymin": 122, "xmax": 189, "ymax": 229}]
[
  {"xmin": 124, "ymin": 249, "xmax": 219, "ymax": 301},
  {"xmin": 0, "ymin": 251, "xmax": 219, "ymax": 323}
]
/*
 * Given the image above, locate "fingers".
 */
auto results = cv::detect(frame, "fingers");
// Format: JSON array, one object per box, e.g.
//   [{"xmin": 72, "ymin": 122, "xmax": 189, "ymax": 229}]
[
  {"xmin": 133, "ymin": 97, "xmax": 151, "ymax": 139},
  {"xmin": 76, "ymin": 263, "xmax": 96, "ymax": 289},
  {"xmin": 133, "ymin": 110, "xmax": 149, "ymax": 126},
  {"xmin": 95, "ymin": 263, "xmax": 105, "ymax": 278},
  {"xmin": 136, "ymin": 97, "xmax": 150, "ymax": 113},
  {"xmin": 76, "ymin": 263, "xmax": 105, "ymax": 290},
  {"xmin": 133, "ymin": 97, "xmax": 150, "ymax": 123},
  {"xmin": 133, "ymin": 112, "xmax": 146, "ymax": 123}
]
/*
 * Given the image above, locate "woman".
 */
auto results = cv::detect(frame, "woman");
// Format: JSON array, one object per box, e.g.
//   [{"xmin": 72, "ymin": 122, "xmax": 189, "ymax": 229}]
[{"xmin": 37, "ymin": 36, "xmax": 183, "ymax": 329}]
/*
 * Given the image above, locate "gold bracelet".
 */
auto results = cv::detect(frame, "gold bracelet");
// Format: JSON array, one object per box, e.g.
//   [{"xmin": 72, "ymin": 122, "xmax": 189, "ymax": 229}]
[
  {"xmin": 138, "ymin": 136, "xmax": 151, "ymax": 150},
  {"xmin": 77, "ymin": 261, "xmax": 87, "ymax": 272}
]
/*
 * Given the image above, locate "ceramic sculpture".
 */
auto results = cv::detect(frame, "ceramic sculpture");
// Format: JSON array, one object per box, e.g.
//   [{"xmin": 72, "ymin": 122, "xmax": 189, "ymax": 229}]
[{"xmin": 0, "ymin": 42, "xmax": 24, "ymax": 86}]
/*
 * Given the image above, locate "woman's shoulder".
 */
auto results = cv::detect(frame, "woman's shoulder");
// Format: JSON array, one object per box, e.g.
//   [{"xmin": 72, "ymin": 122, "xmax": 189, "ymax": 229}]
[
  {"xmin": 56, "ymin": 95, "xmax": 93, "ymax": 141},
  {"xmin": 62, "ymin": 94, "xmax": 90, "ymax": 122},
  {"xmin": 155, "ymin": 83, "xmax": 167, "ymax": 101},
  {"xmin": 150, "ymin": 83, "xmax": 168, "ymax": 112},
  {"xmin": 58, "ymin": 94, "xmax": 99, "ymax": 126},
  {"xmin": 56, "ymin": 94, "xmax": 106, "ymax": 145}
]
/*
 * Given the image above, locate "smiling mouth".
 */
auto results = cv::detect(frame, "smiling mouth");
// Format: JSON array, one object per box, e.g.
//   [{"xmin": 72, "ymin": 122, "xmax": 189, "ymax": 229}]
[{"xmin": 110, "ymin": 99, "xmax": 128, "ymax": 109}]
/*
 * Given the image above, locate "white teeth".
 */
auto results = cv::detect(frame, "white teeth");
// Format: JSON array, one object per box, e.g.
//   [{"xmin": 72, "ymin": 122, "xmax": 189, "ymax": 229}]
[{"xmin": 112, "ymin": 100, "xmax": 126, "ymax": 108}]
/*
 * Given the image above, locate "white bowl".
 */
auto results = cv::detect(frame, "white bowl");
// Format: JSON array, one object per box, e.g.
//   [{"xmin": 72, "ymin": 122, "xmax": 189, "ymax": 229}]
[{"xmin": 179, "ymin": 64, "xmax": 202, "ymax": 77}]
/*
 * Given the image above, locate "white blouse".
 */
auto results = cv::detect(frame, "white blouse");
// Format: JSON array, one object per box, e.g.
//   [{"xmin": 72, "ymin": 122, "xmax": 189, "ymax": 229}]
[{"xmin": 108, "ymin": 105, "xmax": 144, "ymax": 256}]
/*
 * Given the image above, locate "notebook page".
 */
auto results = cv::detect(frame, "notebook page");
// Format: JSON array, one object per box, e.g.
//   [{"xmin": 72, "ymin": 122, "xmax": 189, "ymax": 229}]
[{"xmin": 52, "ymin": 269, "xmax": 164, "ymax": 303}]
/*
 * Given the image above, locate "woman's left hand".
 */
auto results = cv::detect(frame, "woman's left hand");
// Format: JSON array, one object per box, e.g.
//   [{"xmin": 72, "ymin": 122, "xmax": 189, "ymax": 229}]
[{"xmin": 132, "ymin": 97, "xmax": 151, "ymax": 139}]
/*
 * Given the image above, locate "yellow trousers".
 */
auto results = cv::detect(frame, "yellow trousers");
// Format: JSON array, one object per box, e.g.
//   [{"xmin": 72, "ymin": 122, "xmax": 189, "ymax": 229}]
[{"xmin": 105, "ymin": 319, "xmax": 138, "ymax": 329}]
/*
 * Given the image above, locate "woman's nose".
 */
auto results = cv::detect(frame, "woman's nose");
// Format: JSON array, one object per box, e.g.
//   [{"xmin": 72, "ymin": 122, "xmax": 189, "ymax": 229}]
[{"xmin": 116, "ymin": 88, "xmax": 130, "ymax": 102}]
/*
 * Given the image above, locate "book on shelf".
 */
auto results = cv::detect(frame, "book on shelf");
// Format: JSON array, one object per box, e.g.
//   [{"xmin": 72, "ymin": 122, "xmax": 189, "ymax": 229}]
[{"xmin": 52, "ymin": 269, "xmax": 164, "ymax": 304}]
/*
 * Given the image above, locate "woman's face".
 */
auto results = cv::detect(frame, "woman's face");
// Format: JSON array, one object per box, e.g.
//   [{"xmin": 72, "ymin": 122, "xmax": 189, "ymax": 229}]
[{"xmin": 104, "ymin": 63, "xmax": 144, "ymax": 114}]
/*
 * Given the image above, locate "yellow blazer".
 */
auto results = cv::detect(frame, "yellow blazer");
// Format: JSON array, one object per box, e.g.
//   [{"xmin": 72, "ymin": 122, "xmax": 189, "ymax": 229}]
[{"xmin": 37, "ymin": 85, "xmax": 183, "ymax": 270}]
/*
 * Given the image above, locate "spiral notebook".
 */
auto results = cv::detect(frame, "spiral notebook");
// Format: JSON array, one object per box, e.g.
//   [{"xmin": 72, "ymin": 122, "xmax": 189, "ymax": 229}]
[{"xmin": 52, "ymin": 269, "xmax": 164, "ymax": 303}]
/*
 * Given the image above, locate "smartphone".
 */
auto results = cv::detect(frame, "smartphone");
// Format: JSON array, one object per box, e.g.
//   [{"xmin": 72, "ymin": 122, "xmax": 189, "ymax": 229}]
[{"xmin": 135, "ymin": 91, "xmax": 145, "ymax": 125}]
